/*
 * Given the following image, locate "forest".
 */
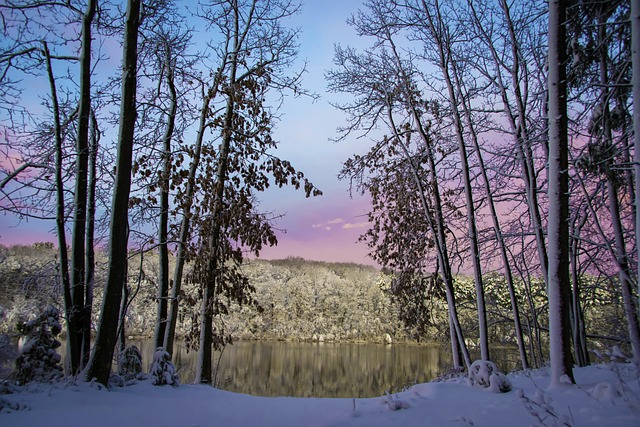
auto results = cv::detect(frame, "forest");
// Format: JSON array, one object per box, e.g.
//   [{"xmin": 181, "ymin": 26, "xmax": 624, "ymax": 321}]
[{"xmin": 0, "ymin": 0, "xmax": 639, "ymax": 393}]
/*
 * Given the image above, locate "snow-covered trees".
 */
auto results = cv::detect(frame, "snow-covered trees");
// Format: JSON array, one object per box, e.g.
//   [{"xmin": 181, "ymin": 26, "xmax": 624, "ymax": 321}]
[
  {"xmin": 2, "ymin": 0, "xmax": 320, "ymax": 387},
  {"xmin": 330, "ymin": 0, "xmax": 639, "ymax": 376},
  {"xmin": 546, "ymin": 0, "xmax": 575, "ymax": 385}
]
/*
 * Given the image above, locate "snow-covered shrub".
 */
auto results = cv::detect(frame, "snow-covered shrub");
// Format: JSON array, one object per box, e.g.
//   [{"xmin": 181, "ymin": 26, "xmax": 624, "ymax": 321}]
[
  {"xmin": 0, "ymin": 396, "xmax": 29, "ymax": 413},
  {"xmin": 117, "ymin": 345, "xmax": 143, "ymax": 380},
  {"xmin": 149, "ymin": 347, "xmax": 178, "ymax": 386},
  {"xmin": 468, "ymin": 360, "xmax": 511, "ymax": 393},
  {"xmin": 108, "ymin": 373, "xmax": 126, "ymax": 388},
  {"xmin": 14, "ymin": 305, "xmax": 63, "ymax": 384}
]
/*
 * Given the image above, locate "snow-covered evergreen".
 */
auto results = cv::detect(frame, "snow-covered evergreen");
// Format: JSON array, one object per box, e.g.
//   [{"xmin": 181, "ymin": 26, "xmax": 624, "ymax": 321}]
[
  {"xmin": 467, "ymin": 360, "xmax": 512, "ymax": 393},
  {"xmin": 149, "ymin": 347, "xmax": 178, "ymax": 386},
  {"xmin": 14, "ymin": 306, "xmax": 62, "ymax": 384},
  {"xmin": 117, "ymin": 345, "xmax": 143, "ymax": 381}
]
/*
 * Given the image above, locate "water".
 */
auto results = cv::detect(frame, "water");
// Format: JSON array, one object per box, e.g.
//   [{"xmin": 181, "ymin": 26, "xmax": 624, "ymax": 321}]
[
  {"xmin": 55, "ymin": 339, "xmax": 517, "ymax": 397},
  {"xmin": 118, "ymin": 340, "xmax": 517, "ymax": 397},
  {"xmin": 173, "ymin": 341, "xmax": 444, "ymax": 397}
]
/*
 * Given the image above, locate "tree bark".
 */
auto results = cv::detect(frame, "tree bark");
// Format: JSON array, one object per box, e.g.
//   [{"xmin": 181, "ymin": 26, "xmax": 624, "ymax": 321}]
[
  {"xmin": 84, "ymin": 0, "xmax": 141, "ymax": 386},
  {"xmin": 632, "ymin": 0, "xmax": 640, "ymax": 322},
  {"xmin": 570, "ymin": 208, "xmax": 589, "ymax": 367},
  {"xmin": 421, "ymin": 0, "xmax": 489, "ymax": 361},
  {"xmin": 154, "ymin": 46, "xmax": 177, "ymax": 351},
  {"xmin": 69, "ymin": 0, "xmax": 97, "ymax": 375},
  {"xmin": 82, "ymin": 111, "xmax": 98, "ymax": 368},
  {"xmin": 43, "ymin": 41, "xmax": 74, "ymax": 374},
  {"xmin": 546, "ymin": 0, "xmax": 575, "ymax": 386}
]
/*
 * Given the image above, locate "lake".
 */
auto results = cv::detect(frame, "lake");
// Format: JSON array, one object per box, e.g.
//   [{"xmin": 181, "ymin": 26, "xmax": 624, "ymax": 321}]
[{"xmin": 115, "ymin": 340, "xmax": 518, "ymax": 398}]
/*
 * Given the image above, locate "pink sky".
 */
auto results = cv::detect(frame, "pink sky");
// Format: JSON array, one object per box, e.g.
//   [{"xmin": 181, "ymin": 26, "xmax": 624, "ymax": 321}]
[
  {"xmin": 255, "ymin": 0, "xmax": 377, "ymax": 265},
  {"xmin": 0, "ymin": 1, "xmax": 378, "ymax": 266}
]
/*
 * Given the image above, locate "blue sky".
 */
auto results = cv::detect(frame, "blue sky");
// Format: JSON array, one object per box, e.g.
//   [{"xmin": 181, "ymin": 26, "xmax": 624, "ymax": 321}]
[
  {"xmin": 254, "ymin": 0, "xmax": 377, "ymax": 265},
  {"xmin": 0, "ymin": 0, "xmax": 377, "ymax": 265}
]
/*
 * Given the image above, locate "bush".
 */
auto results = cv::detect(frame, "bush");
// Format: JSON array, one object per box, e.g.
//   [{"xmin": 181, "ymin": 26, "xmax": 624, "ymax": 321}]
[
  {"xmin": 117, "ymin": 345, "xmax": 143, "ymax": 380},
  {"xmin": 149, "ymin": 347, "xmax": 178, "ymax": 386},
  {"xmin": 468, "ymin": 360, "xmax": 511, "ymax": 393},
  {"xmin": 14, "ymin": 305, "xmax": 63, "ymax": 384}
]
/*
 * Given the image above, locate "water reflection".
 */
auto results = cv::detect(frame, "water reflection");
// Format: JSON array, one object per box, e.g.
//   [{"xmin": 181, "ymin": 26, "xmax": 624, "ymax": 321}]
[
  {"xmin": 118, "ymin": 340, "xmax": 448, "ymax": 397},
  {"xmin": 65, "ymin": 340, "xmax": 517, "ymax": 398}
]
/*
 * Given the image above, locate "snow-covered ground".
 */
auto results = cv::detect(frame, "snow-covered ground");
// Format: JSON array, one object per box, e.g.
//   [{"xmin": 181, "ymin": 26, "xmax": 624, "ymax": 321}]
[{"xmin": 1, "ymin": 363, "xmax": 638, "ymax": 427}]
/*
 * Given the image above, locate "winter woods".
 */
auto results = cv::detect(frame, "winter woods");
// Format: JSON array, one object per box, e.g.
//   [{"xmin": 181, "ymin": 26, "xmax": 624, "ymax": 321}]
[
  {"xmin": 330, "ymin": 0, "xmax": 640, "ymax": 380},
  {"xmin": 1, "ymin": 0, "xmax": 320, "ymax": 386},
  {"xmin": 1, "ymin": 0, "xmax": 639, "ymax": 390}
]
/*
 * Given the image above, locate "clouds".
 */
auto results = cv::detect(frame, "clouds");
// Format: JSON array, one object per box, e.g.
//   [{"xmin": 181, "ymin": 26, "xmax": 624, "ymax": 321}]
[
  {"xmin": 311, "ymin": 217, "xmax": 368, "ymax": 231},
  {"xmin": 342, "ymin": 221, "xmax": 369, "ymax": 229}
]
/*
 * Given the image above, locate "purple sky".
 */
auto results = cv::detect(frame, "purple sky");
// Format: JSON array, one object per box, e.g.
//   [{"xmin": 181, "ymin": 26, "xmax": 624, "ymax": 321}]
[
  {"xmin": 0, "ymin": 0, "xmax": 378, "ymax": 266},
  {"xmin": 251, "ymin": 0, "xmax": 375, "ymax": 265}
]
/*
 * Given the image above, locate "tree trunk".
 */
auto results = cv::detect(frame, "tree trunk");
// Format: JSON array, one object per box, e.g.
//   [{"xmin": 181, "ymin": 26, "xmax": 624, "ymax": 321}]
[
  {"xmin": 154, "ymin": 48, "xmax": 177, "ymax": 351},
  {"xmin": 82, "ymin": 111, "xmax": 98, "ymax": 368},
  {"xmin": 422, "ymin": 0, "xmax": 489, "ymax": 361},
  {"xmin": 466, "ymin": 103, "xmax": 528, "ymax": 369},
  {"xmin": 596, "ymin": 9, "xmax": 640, "ymax": 365},
  {"xmin": 43, "ymin": 41, "xmax": 74, "ymax": 374},
  {"xmin": 631, "ymin": 0, "xmax": 640, "ymax": 324},
  {"xmin": 84, "ymin": 0, "xmax": 141, "ymax": 386},
  {"xmin": 117, "ymin": 267, "xmax": 129, "ymax": 355},
  {"xmin": 195, "ymin": 68, "xmax": 237, "ymax": 385},
  {"xmin": 546, "ymin": 0, "xmax": 575, "ymax": 386},
  {"xmin": 606, "ymin": 179, "xmax": 640, "ymax": 365},
  {"xmin": 570, "ymin": 208, "xmax": 589, "ymax": 367},
  {"xmin": 69, "ymin": 0, "xmax": 97, "ymax": 375}
]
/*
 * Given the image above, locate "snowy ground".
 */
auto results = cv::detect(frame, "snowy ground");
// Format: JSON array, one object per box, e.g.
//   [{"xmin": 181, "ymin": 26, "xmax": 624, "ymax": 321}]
[{"xmin": 1, "ymin": 363, "xmax": 639, "ymax": 427}]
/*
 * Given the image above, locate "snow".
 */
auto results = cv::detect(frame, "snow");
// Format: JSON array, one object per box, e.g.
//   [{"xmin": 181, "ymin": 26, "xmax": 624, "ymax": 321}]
[{"xmin": 1, "ymin": 363, "xmax": 639, "ymax": 426}]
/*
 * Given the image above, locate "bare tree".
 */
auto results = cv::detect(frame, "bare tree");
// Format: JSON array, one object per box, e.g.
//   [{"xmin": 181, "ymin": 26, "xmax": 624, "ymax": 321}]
[
  {"xmin": 0, "ymin": 0, "xmax": 101, "ymax": 375},
  {"xmin": 546, "ymin": 0, "xmax": 575, "ymax": 386},
  {"xmin": 84, "ymin": 0, "xmax": 142, "ymax": 386},
  {"xmin": 405, "ymin": 0, "xmax": 490, "ymax": 361},
  {"xmin": 634, "ymin": 0, "xmax": 640, "ymax": 319},
  {"xmin": 327, "ymin": 22, "xmax": 472, "ymax": 369}
]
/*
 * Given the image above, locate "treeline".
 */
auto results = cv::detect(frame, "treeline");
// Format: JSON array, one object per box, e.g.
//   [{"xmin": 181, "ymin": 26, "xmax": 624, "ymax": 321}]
[
  {"xmin": 0, "ymin": 245, "xmax": 630, "ymax": 362},
  {"xmin": 0, "ymin": 247, "xmax": 402, "ymax": 344},
  {"xmin": 2, "ymin": 0, "xmax": 640, "ymax": 389}
]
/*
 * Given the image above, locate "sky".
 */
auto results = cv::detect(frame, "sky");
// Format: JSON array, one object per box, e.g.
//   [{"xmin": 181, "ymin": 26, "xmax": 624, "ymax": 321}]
[
  {"xmin": 0, "ymin": 0, "xmax": 379, "ymax": 266},
  {"xmin": 252, "ymin": 0, "xmax": 377, "ymax": 265}
]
